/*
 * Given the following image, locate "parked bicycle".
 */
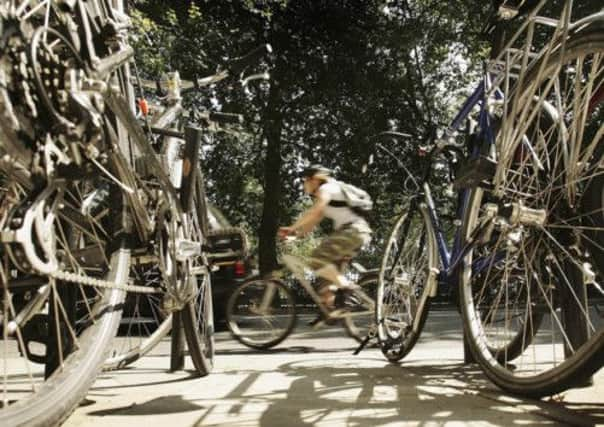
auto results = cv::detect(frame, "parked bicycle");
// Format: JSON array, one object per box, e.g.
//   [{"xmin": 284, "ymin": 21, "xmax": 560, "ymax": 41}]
[
  {"xmin": 103, "ymin": 67, "xmax": 266, "ymax": 371},
  {"xmin": 226, "ymin": 237, "xmax": 378, "ymax": 350},
  {"xmin": 376, "ymin": 0, "xmax": 604, "ymax": 397},
  {"xmin": 0, "ymin": 0, "xmax": 268, "ymax": 425}
]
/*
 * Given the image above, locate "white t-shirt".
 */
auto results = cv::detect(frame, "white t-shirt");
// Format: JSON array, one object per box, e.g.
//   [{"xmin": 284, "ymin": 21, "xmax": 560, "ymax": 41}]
[{"xmin": 316, "ymin": 180, "xmax": 371, "ymax": 232}]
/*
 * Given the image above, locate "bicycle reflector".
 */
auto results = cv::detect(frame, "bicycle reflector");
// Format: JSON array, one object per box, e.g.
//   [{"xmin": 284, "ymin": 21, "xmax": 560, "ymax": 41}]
[
  {"xmin": 138, "ymin": 98, "xmax": 149, "ymax": 116},
  {"xmin": 234, "ymin": 260, "xmax": 246, "ymax": 276}
]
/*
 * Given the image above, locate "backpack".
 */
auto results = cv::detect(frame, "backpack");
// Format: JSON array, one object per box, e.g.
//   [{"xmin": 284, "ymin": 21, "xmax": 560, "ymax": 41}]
[{"xmin": 335, "ymin": 180, "xmax": 373, "ymax": 217}]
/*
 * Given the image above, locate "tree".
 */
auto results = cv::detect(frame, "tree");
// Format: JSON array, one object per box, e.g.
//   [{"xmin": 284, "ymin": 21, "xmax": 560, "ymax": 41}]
[{"xmin": 130, "ymin": 0, "xmax": 529, "ymax": 272}]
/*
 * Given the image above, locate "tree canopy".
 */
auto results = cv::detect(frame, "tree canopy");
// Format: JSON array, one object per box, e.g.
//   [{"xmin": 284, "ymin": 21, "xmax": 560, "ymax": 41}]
[{"xmin": 128, "ymin": 0, "xmax": 601, "ymax": 271}]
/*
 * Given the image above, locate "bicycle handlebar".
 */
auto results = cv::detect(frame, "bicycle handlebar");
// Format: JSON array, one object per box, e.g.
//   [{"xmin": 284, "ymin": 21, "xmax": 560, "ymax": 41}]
[
  {"xmin": 227, "ymin": 44, "xmax": 273, "ymax": 76},
  {"xmin": 207, "ymin": 111, "xmax": 244, "ymax": 125},
  {"xmin": 136, "ymin": 44, "xmax": 272, "ymax": 96},
  {"xmin": 187, "ymin": 44, "xmax": 272, "ymax": 89},
  {"xmin": 374, "ymin": 130, "xmax": 466, "ymax": 192}
]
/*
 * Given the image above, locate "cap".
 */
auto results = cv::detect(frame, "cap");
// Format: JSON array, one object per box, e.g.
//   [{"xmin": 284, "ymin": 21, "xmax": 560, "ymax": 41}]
[{"xmin": 301, "ymin": 164, "xmax": 333, "ymax": 179}]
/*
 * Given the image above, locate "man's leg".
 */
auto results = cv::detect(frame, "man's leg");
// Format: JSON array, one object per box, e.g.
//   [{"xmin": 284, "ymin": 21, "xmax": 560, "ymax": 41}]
[
  {"xmin": 314, "ymin": 263, "xmax": 353, "ymax": 309},
  {"xmin": 310, "ymin": 228, "xmax": 365, "ymax": 311}
]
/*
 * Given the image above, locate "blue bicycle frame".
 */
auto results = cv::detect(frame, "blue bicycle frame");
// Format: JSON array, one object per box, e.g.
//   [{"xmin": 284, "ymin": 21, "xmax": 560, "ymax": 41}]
[{"xmin": 413, "ymin": 74, "xmax": 502, "ymax": 293}]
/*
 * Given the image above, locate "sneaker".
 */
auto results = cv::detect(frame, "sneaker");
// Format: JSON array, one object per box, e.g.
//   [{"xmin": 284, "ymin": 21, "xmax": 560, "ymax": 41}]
[
  {"xmin": 334, "ymin": 288, "xmax": 362, "ymax": 311},
  {"xmin": 307, "ymin": 312, "xmax": 338, "ymax": 328}
]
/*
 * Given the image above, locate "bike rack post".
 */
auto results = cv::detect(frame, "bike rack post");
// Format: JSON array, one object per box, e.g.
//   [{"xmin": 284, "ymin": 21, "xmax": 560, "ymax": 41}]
[
  {"xmin": 170, "ymin": 311, "xmax": 186, "ymax": 371},
  {"xmin": 560, "ymin": 265, "xmax": 593, "ymax": 387},
  {"xmin": 463, "ymin": 331, "xmax": 476, "ymax": 364},
  {"xmin": 180, "ymin": 126, "xmax": 202, "ymax": 214}
]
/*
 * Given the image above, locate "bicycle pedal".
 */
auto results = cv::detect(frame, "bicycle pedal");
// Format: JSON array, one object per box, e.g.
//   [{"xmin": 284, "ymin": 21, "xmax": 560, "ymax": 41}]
[
  {"xmin": 310, "ymin": 318, "xmax": 338, "ymax": 330},
  {"xmin": 353, "ymin": 334, "xmax": 372, "ymax": 355},
  {"xmin": 310, "ymin": 311, "xmax": 341, "ymax": 329}
]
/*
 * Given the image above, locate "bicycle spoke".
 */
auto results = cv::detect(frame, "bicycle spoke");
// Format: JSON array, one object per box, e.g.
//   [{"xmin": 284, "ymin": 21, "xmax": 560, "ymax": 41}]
[{"xmin": 461, "ymin": 30, "xmax": 604, "ymax": 396}]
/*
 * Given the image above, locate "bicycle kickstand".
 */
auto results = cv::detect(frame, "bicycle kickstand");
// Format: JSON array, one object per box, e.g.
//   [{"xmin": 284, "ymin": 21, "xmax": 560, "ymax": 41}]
[{"xmin": 353, "ymin": 324, "xmax": 378, "ymax": 356}]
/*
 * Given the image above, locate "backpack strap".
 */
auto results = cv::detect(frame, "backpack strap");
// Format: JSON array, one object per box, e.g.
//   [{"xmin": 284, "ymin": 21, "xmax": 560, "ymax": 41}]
[
  {"xmin": 327, "ymin": 200, "xmax": 370, "ymax": 220},
  {"xmin": 328, "ymin": 200, "xmax": 348, "ymax": 208}
]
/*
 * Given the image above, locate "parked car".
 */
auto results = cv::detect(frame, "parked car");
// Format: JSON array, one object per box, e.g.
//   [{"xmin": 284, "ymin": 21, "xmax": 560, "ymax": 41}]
[
  {"xmin": 116, "ymin": 204, "xmax": 252, "ymax": 334},
  {"xmin": 206, "ymin": 205, "xmax": 255, "ymax": 325}
]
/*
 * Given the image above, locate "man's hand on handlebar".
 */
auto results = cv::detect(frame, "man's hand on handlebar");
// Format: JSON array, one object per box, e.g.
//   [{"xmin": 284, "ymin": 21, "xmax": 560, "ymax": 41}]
[{"xmin": 277, "ymin": 226, "xmax": 296, "ymax": 240}]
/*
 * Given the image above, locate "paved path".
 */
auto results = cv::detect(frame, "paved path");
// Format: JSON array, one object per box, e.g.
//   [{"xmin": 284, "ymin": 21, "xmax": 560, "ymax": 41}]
[{"xmin": 63, "ymin": 310, "xmax": 603, "ymax": 427}]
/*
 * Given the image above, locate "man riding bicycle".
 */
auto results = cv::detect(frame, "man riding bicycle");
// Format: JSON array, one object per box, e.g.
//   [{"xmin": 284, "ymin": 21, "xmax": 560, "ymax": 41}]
[{"xmin": 278, "ymin": 165, "xmax": 372, "ymax": 322}]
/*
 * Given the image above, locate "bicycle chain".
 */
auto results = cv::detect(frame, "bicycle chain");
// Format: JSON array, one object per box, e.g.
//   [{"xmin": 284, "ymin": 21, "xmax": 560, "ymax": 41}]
[{"xmin": 50, "ymin": 269, "xmax": 162, "ymax": 294}]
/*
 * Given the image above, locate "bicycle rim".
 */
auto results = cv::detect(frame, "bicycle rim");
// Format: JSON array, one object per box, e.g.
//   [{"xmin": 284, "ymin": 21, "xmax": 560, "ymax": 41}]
[
  {"xmin": 377, "ymin": 206, "xmax": 437, "ymax": 362},
  {"xmin": 0, "ymin": 245, "xmax": 129, "ymax": 427},
  {"xmin": 342, "ymin": 274, "xmax": 378, "ymax": 343},
  {"xmin": 103, "ymin": 264, "xmax": 171, "ymax": 370},
  {"xmin": 182, "ymin": 272, "xmax": 214, "ymax": 375},
  {"xmin": 460, "ymin": 33, "xmax": 604, "ymax": 397},
  {"xmin": 181, "ymin": 174, "xmax": 214, "ymax": 375},
  {"xmin": 226, "ymin": 279, "xmax": 296, "ymax": 350}
]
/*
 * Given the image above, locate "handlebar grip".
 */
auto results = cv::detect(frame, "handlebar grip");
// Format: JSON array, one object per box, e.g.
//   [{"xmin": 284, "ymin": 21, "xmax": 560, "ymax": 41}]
[
  {"xmin": 227, "ymin": 44, "xmax": 272, "ymax": 75},
  {"xmin": 208, "ymin": 112, "xmax": 244, "ymax": 125}
]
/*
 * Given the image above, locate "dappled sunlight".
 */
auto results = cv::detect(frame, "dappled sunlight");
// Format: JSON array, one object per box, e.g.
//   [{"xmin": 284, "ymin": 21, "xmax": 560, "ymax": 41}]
[
  {"xmin": 60, "ymin": 320, "xmax": 603, "ymax": 427},
  {"xmin": 184, "ymin": 356, "xmax": 596, "ymax": 426}
]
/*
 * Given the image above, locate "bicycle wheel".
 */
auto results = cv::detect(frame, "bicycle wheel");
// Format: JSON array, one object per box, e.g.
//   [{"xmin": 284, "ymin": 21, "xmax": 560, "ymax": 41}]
[
  {"xmin": 460, "ymin": 31, "xmax": 604, "ymax": 397},
  {"xmin": 0, "ymin": 1, "xmax": 136, "ymax": 423},
  {"xmin": 342, "ymin": 273, "xmax": 378, "ymax": 343},
  {"xmin": 226, "ymin": 278, "xmax": 297, "ymax": 350},
  {"xmin": 181, "ymin": 173, "xmax": 215, "ymax": 375},
  {"xmin": 0, "ymin": 178, "xmax": 131, "ymax": 426},
  {"xmin": 376, "ymin": 204, "xmax": 438, "ymax": 362},
  {"xmin": 104, "ymin": 264, "xmax": 171, "ymax": 371}
]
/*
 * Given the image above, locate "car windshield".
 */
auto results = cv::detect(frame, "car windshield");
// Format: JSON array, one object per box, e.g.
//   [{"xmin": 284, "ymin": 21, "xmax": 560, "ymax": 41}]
[{"xmin": 207, "ymin": 204, "xmax": 232, "ymax": 231}]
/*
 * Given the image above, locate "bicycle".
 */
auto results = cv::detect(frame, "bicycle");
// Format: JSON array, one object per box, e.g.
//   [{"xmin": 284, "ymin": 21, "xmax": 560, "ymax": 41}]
[
  {"xmin": 103, "ymin": 69, "xmax": 264, "ymax": 371},
  {"xmin": 0, "ymin": 2, "xmax": 141, "ymax": 425},
  {"xmin": 0, "ymin": 0, "xmax": 268, "ymax": 424},
  {"xmin": 226, "ymin": 237, "xmax": 378, "ymax": 350},
  {"xmin": 376, "ymin": 0, "xmax": 604, "ymax": 397}
]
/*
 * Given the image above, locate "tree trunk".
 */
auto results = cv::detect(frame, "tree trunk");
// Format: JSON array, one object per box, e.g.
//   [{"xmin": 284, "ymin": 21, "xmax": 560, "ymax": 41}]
[{"xmin": 258, "ymin": 80, "xmax": 283, "ymax": 275}]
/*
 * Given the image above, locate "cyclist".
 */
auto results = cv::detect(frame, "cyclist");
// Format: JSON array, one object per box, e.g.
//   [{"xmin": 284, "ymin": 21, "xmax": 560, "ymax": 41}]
[{"xmin": 278, "ymin": 165, "xmax": 372, "ymax": 322}]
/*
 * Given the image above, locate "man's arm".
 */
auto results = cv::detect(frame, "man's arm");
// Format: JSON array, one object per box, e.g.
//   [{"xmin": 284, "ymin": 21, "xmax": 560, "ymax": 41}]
[
  {"xmin": 292, "ymin": 196, "xmax": 327, "ymax": 234},
  {"xmin": 279, "ymin": 194, "xmax": 328, "ymax": 237}
]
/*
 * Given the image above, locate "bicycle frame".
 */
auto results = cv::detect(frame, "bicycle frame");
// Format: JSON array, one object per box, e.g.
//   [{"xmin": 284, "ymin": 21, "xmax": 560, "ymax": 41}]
[
  {"xmin": 399, "ymin": 0, "xmax": 601, "ymax": 295},
  {"xmin": 278, "ymin": 253, "xmax": 375, "ymax": 320},
  {"xmin": 406, "ymin": 81, "xmax": 496, "ymax": 296}
]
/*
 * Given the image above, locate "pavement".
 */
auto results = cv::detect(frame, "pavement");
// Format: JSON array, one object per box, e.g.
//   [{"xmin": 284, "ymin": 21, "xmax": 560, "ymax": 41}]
[{"xmin": 63, "ymin": 310, "xmax": 604, "ymax": 427}]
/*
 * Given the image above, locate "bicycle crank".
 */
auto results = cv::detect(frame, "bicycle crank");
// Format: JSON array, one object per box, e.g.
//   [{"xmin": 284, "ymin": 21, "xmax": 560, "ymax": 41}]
[{"xmin": 1, "ymin": 182, "xmax": 63, "ymax": 274}]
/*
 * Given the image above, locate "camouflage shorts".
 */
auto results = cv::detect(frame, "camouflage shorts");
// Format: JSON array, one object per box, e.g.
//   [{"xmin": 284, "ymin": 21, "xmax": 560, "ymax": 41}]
[{"xmin": 308, "ymin": 225, "xmax": 370, "ymax": 271}]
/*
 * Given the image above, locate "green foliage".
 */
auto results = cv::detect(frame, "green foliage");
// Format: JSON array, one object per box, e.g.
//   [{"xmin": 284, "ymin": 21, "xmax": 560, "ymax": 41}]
[
  {"xmin": 132, "ymin": 0, "xmax": 594, "ymax": 270},
  {"xmin": 129, "ymin": 9, "xmax": 174, "ymax": 77}
]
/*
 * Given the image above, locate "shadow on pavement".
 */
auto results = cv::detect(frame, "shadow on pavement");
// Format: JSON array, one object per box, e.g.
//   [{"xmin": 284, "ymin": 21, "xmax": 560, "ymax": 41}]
[
  {"xmin": 192, "ymin": 358, "xmax": 600, "ymax": 427},
  {"xmin": 216, "ymin": 345, "xmax": 361, "ymax": 356},
  {"xmin": 554, "ymin": 401, "xmax": 604, "ymax": 424},
  {"xmin": 73, "ymin": 309, "xmax": 601, "ymax": 426},
  {"xmin": 89, "ymin": 395, "xmax": 206, "ymax": 416},
  {"xmin": 91, "ymin": 371, "xmax": 200, "ymax": 391}
]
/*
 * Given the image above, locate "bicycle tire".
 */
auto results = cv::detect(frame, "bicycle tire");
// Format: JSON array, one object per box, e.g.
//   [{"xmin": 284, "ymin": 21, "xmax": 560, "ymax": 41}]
[
  {"xmin": 181, "ymin": 172, "xmax": 215, "ymax": 375},
  {"xmin": 1, "ymin": 13, "xmax": 134, "ymax": 421},
  {"xmin": 104, "ymin": 313, "xmax": 172, "ymax": 370},
  {"xmin": 342, "ymin": 273, "xmax": 378, "ymax": 343},
  {"xmin": 376, "ymin": 205, "xmax": 438, "ymax": 362},
  {"xmin": 0, "ymin": 1, "xmax": 157, "ymax": 423},
  {"xmin": 459, "ymin": 31, "xmax": 604, "ymax": 397},
  {"xmin": 226, "ymin": 278, "xmax": 297, "ymax": 350},
  {"xmin": 0, "ymin": 247, "xmax": 130, "ymax": 427}
]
